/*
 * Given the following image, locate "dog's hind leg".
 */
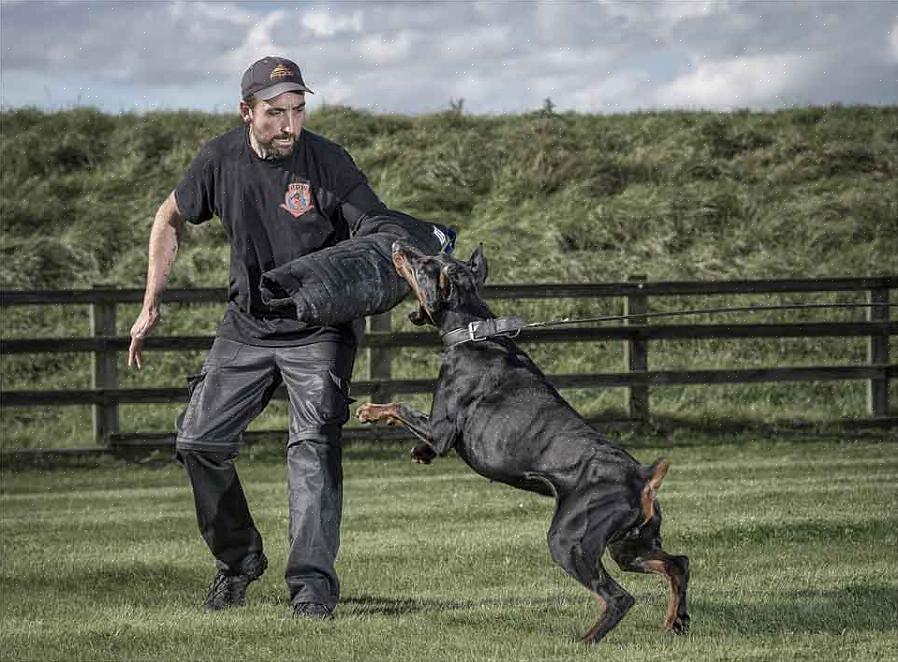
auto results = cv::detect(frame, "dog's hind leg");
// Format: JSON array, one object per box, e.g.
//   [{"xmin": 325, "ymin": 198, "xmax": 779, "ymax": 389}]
[
  {"xmin": 608, "ymin": 511, "xmax": 690, "ymax": 634},
  {"xmin": 577, "ymin": 560, "xmax": 635, "ymax": 645},
  {"xmin": 547, "ymin": 497, "xmax": 636, "ymax": 645},
  {"xmin": 356, "ymin": 402, "xmax": 437, "ymax": 463}
]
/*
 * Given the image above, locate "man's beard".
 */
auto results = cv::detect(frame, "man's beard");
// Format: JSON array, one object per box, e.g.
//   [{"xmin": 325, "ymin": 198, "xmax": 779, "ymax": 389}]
[{"xmin": 251, "ymin": 128, "xmax": 296, "ymax": 159}]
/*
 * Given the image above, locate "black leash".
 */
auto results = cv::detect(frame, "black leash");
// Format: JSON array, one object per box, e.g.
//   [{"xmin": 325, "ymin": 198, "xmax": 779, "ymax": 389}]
[
  {"xmin": 524, "ymin": 302, "xmax": 898, "ymax": 329},
  {"xmin": 442, "ymin": 302, "xmax": 896, "ymax": 348}
]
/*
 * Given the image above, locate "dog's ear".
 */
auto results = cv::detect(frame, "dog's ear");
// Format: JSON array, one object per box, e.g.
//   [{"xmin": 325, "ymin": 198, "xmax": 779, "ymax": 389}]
[{"xmin": 469, "ymin": 244, "xmax": 488, "ymax": 286}]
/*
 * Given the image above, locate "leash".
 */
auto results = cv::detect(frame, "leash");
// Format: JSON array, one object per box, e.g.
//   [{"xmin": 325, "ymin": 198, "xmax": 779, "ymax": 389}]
[
  {"xmin": 441, "ymin": 302, "xmax": 897, "ymax": 348},
  {"xmin": 524, "ymin": 302, "xmax": 898, "ymax": 328}
]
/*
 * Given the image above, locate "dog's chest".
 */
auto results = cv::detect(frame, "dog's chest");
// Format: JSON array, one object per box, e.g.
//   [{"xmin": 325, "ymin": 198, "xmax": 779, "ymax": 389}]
[
  {"xmin": 444, "ymin": 356, "xmax": 596, "ymax": 485},
  {"xmin": 452, "ymin": 407, "xmax": 595, "ymax": 498}
]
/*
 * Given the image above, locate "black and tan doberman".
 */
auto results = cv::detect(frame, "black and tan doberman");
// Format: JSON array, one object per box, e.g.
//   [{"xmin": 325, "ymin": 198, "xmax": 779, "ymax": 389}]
[{"xmin": 357, "ymin": 242, "xmax": 689, "ymax": 645}]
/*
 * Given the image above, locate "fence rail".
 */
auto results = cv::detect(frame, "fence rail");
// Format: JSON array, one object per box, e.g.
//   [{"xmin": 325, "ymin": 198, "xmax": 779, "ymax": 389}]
[{"xmin": 1, "ymin": 275, "xmax": 895, "ymax": 451}]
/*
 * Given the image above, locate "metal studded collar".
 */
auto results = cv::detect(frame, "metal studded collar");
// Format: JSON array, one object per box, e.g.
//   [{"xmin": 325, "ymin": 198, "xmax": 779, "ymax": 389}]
[{"xmin": 441, "ymin": 317, "xmax": 527, "ymax": 348}]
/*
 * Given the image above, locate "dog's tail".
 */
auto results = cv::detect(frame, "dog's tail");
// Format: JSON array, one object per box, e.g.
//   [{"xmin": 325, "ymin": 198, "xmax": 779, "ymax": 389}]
[{"xmin": 640, "ymin": 457, "xmax": 671, "ymax": 525}]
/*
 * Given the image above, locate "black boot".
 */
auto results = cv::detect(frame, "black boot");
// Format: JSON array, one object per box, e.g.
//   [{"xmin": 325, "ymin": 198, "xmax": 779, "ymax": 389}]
[{"xmin": 203, "ymin": 552, "xmax": 268, "ymax": 612}]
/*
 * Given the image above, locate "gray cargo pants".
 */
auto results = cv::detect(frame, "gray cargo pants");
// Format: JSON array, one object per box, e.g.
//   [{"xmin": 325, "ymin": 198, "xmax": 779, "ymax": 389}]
[{"xmin": 175, "ymin": 336, "xmax": 355, "ymax": 611}]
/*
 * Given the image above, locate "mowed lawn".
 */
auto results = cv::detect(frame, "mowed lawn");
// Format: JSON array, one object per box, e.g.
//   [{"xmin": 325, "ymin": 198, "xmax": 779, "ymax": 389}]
[{"xmin": 1, "ymin": 435, "xmax": 896, "ymax": 662}]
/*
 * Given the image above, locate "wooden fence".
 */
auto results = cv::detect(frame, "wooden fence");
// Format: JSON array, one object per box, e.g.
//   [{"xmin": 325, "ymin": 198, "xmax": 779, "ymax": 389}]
[{"xmin": 1, "ymin": 276, "xmax": 894, "ymax": 453}]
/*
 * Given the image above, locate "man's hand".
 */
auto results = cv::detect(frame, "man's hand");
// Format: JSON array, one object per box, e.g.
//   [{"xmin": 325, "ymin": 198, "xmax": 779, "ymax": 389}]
[
  {"xmin": 131, "ymin": 192, "xmax": 184, "ymax": 370},
  {"xmin": 128, "ymin": 305, "xmax": 160, "ymax": 370}
]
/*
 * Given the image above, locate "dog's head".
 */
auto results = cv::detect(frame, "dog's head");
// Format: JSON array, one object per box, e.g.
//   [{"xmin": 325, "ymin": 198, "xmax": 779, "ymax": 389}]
[{"xmin": 392, "ymin": 241, "xmax": 488, "ymax": 327}]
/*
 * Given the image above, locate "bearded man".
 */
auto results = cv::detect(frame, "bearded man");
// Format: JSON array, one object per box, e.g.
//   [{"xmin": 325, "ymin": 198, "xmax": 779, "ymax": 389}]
[{"xmin": 129, "ymin": 56, "xmax": 395, "ymax": 619}]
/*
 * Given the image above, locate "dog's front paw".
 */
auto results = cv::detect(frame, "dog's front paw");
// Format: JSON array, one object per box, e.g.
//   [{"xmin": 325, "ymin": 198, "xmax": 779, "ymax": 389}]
[
  {"xmin": 410, "ymin": 443, "xmax": 436, "ymax": 464},
  {"xmin": 356, "ymin": 402, "xmax": 396, "ymax": 425},
  {"xmin": 356, "ymin": 403, "xmax": 380, "ymax": 423}
]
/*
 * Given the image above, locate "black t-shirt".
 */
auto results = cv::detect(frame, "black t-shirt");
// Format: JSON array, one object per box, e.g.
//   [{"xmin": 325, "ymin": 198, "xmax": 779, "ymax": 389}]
[{"xmin": 174, "ymin": 127, "xmax": 385, "ymax": 346}]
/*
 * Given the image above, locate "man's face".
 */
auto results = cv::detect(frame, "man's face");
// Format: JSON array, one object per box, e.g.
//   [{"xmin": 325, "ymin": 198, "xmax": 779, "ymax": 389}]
[{"xmin": 241, "ymin": 91, "xmax": 306, "ymax": 159}]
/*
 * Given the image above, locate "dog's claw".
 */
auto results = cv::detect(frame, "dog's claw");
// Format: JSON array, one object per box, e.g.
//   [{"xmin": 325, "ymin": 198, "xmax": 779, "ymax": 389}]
[
  {"xmin": 668, "ymin": 616, "xmax": 689, "ymax": 635},
  {"xmin": 580, "ymin": 632, "xmax": 602, "ymax": 647}
]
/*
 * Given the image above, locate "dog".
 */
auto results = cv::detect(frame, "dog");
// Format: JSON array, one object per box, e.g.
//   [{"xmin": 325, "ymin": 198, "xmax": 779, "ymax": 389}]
[{"xmin": 356, "ymin": 242, "xmax": 689, "ymax": 645}]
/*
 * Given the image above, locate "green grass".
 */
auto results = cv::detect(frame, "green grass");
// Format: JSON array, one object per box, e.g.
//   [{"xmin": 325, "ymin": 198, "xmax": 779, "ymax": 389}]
[{"xmin": 2, "ymin": 434, "xmax": 897, "ymax": 661}]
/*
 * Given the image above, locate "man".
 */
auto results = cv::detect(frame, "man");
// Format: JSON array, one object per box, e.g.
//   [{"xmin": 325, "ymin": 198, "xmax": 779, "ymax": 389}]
[{"xmin": 129, "ymin": 56, "xmax": 394, "ymax": 619}]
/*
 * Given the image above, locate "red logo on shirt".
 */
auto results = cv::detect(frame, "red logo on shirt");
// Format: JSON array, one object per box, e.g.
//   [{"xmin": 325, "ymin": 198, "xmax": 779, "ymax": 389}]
[{"xmin": 281, "ymin": 182, "xmax": 314, "ymax": 218}]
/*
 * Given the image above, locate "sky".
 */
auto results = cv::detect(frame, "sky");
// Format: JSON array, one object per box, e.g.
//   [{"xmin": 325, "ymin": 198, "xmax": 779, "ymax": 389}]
[{"xmin": 1, "ymin": 0, "xmax": 896, "ymax": 115}]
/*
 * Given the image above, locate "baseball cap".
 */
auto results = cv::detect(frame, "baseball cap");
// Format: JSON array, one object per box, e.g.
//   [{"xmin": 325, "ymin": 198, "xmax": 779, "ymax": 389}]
[{"xmin": 241, "ymin": 56, "xmax": 313, "ymax": 101}]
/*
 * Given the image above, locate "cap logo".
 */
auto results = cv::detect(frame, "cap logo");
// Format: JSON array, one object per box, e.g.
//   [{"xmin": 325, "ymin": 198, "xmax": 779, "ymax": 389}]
[{"xmin": 270, "ymin": 63, "xmax": 293, "ymax": 80}]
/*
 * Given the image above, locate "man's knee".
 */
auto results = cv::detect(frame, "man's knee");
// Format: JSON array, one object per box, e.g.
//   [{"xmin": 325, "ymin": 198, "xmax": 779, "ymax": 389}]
[
  {"xmin": 286, "ymin": 433, "xmax": 343, "ymax": 487},
  {"xmin": 287, "ymin": 423, "xmax": 343, "ymax": 449},
  {"xmin": 175, "ymin": 446, "xmax": 240, "ymax": 478},
  {"xmin": 176, "ymin": 436, "xmax": 241, "ymax": 459}
]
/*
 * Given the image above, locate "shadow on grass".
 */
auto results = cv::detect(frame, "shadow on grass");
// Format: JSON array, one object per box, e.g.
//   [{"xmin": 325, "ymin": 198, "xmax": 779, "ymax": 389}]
[
  {"xmin": 685, "ymin": 517, "xmax": 890, "ymax": 547},
  {"xmin": 4, "ymin": 564, "xmax": 563, "ymax": 616},
  {"xmin": 1, "ymin": 562, "xmax": 203, "ymax": 609},
  {"xmin": 342, "ymin": 584, "xmax": 898, "ymax": 639},
  {"xmin": 695, "ymin": 584, "xmax": 898, "ymax": 635},
  {"xmin": 340, "ymin": 593, "xmax": 562, "ymax": 617}
]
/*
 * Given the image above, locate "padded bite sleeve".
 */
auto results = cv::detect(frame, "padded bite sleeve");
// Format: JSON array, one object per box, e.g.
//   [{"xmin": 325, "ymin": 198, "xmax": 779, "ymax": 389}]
[{"xmin": 259, "ymin": 212, "xmax": 455, "ymax": 326}]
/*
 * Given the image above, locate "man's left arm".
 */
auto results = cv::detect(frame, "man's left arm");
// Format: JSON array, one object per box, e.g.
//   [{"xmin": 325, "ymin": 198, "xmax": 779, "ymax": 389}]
[
  {"xmin": 339, "ymin": 182, "xmax": 387, "ymax": 233},
  {"xmin": 329, "ymin": 146, "xmax": 455, "ymax": 252}
]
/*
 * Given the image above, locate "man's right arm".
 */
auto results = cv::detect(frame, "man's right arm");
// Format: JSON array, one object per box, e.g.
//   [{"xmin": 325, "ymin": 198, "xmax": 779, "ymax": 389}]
[{"xmin": 128, "ymin": 192, "xmax": 186, "ymax": 369}]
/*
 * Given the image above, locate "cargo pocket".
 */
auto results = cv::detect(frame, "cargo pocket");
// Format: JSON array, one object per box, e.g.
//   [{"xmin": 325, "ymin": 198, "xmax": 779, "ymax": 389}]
[
  {"xmin": 175, "ymin": 371, "xmax": 207, "ymax": 436},
  {"xmin": 204, "ymin": 338, "xmax": 244, "ymax": 368}
]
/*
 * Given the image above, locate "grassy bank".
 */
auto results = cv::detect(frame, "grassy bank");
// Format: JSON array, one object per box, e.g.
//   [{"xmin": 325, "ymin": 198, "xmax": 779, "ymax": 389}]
[
  {"xmin": 1, "ymin": 106, "xmax": 896, "ymax": 448},
  {"xmin": 1, "ymin": 435, "xmax": 896, "ymax": 661},
  {"xmin": 2, "ymin": 105, "xmax": 895, "ymax": 289}
]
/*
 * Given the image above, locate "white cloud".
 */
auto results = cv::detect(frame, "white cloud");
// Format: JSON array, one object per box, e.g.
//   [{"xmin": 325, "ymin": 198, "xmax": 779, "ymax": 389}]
[
  {"xmin": 655, "ymin": 53, "xmax": 815, "ymax": 109},
  {"xmin": 170, "ymin": 0, "xmax": 254, "ymax": 26},
  {"xmin": 440, "ymin": 25, "xmax": 510, "ymax": 58},
  {"xmin": 599, "ymin": 0, "xmax": 728, "ymax": 26},
  {"xmin": 1, "ymin": 0, "xmax": 895, "ymax": 114},
  {"xmin": 300, "ymin": 8, "xmax": 363, "ymax": 37},
  {"xmin": 564, "ymin": 71, "xmax": 650, "ymax": 112},
  {"xmin": 357, "ymin": 31, "xmax": 415, "ymax": 65},
  {"xmin": 889, "ymin": 22, "xmax": 898, "ymax": 62},
  {"xmin": 315, "ymin": 76, "xmax": 354, "ymax": 106},
  {"xmin": 223, "ymin": 10, "xmax": 290, "ymax": 74}
]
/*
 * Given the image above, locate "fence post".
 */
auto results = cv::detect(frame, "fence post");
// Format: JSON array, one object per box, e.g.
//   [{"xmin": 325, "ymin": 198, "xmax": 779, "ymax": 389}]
[
  {"xmin": 867, "ymin": 282, "xmax": 891, "ymax": 417},
  {"xmin": 366, "ymin": 311, "xmax": 393, "ymax": 403},
  {"xmin": 624, "ymin": 275, "xmax": 649, "ymax": 422},
  {"xmin": 91, "ymin": 284, "xmax": 119, "ymax": 445}
]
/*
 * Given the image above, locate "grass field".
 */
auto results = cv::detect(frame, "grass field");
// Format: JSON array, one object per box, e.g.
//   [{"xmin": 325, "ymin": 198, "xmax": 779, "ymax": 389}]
[{"xmin": 2, "ymin": 433, "xmax": 896, "ymax": 662}]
